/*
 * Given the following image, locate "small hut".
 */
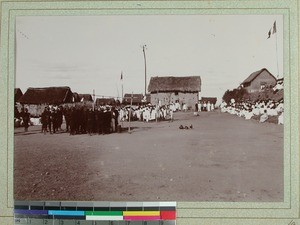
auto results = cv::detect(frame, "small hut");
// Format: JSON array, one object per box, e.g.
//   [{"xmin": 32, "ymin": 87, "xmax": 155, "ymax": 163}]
[{"xmin": 148, "ymin": 76, "xmax": 201, "ymax": 109}]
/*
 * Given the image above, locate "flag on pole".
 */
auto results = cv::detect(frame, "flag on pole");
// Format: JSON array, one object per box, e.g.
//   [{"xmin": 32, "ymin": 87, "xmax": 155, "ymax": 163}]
[
  {"xmin": 267, "ymin": 21, "xmax": 277, "ymax": 39},
  {"xmin": 120, "ymin": 71, "xmax": 123, "ymax": 80},
  {"xmin": 267, "ymin": 29, "xmax": 271, "ymax": 39}
]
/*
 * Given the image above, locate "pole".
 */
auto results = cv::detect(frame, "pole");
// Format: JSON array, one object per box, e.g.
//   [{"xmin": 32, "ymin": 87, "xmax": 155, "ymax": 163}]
[
  {"xmin": 275, "ymin": 28, "xmax": 279, "ymax": 78},
  {"xmin": 143, "ymin": 45, "xmax": 147, "ymax": 96},
  {"xmin": 128, "ymin": 92, "xmax": 133, "ymax": 134},
  {"xmin": 122, "ymin": 82, "xmax": 124, "ymax": 104},
  {"xmin": 93, "ymin": 89, "xmax": 95, "ymax": 110},
  {"xmin": 121, "ymin": 71, "xmax": 124, "ymax": 104}
]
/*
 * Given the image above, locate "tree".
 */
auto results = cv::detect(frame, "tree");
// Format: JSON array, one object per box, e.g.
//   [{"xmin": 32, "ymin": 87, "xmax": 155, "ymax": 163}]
[{"xmin": 222, "ymin": 87, "xmax": 248, "ymax": 103}]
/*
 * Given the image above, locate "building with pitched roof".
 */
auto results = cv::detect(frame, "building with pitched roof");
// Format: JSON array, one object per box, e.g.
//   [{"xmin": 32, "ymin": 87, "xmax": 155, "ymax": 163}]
[
  {"xmin": 19, "ymin": 86, "xmax": 73, "ymax": 105},
  {"xmin": 14, "ymin": 88, "xmax": 23, "ymax": 104},
  {"xmin": 148, "ymin": 76, "xmax": 201, "ymax": 109},
  {"xmin": 18, "ymin": 86, "xmax": 73, "ymax": 116},
  {"xmin": 240, "ymin": 68, "xmax": 277, "ymax": 93}
]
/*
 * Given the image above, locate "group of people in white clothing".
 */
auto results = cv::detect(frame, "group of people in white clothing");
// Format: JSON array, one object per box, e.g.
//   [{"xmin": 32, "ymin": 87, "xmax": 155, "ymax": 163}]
[
  {"xmin": 220, "ymin": 98, "xmax": 284, "ymax": 125},
  {"xmin": 119, "ymin": 103, "xmax": 177, "ymax": 123}
]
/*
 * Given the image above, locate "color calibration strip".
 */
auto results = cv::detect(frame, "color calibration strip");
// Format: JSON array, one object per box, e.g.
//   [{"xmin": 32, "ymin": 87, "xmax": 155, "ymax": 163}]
[{"xmin": 14, "ymin": 201, "xmax": 176, "ymax": 225}]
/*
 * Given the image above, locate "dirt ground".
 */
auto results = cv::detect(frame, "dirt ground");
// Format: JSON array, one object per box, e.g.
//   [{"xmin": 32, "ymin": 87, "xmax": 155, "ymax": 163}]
[{"xmin": 14, "ymin": 111, "xmax": 283, "ymax": 202}]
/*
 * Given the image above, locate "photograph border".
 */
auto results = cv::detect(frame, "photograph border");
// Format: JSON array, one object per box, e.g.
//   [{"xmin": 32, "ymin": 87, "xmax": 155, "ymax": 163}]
[{"xmin": 0, "ymin": 0, "xmax": 299, "ymax": 224}]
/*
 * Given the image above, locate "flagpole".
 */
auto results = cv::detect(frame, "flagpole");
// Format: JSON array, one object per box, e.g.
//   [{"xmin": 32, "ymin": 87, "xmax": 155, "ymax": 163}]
[
  {"xmin": 143, "ymin": 45, "xmax": 147, "ymax": 96},
  {"xmin": 121, "ymin": 71, "xmax": 124, "ymax": 103},
  {"xmin": 275, "ymin": 28, "xmax": 279, "ymax": 78}
]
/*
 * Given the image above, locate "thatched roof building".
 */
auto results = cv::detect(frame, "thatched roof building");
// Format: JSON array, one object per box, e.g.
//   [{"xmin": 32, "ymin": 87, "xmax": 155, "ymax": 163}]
[
  {"xmin": 95, "ymin": 98, "xmax": 116, "ymax": 106},
  {"xmin": 148, "ymin": 76, "xmax": 201, "ymax": 93},
  {"xmin": 14, "ymin": 88, "xmax": 23, "ymax": 103},
  {"xmin": 18, "ymin": 86, "xmax": 73, "ymax": 105}
]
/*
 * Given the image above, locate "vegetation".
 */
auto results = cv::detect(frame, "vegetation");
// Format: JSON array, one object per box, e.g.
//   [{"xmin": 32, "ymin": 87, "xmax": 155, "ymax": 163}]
[{"xmin": 222, "ymin": 88, "xmax": 247, "ymax": 103}]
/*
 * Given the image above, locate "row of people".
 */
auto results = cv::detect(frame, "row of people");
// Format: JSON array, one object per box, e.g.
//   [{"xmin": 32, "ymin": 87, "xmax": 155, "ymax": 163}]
[
  {"xmin": 17, "ymin": 101, "xmax": 202, "ymax": 133},
  {"xmin": 118, "ymin": 104, "xmax": 174, "ymax": 122},
  {"xmin": 41, "ymin": 106, "xmax": 119, "ymax": 135},
  {"xmin": 220, "ymin": 99, "xmax": 284, "ymax": 124}
]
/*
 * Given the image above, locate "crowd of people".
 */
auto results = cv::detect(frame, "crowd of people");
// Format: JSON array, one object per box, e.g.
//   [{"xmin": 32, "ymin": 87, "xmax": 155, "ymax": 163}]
[
  {"xmin": 15, "ymin": 102, "xmax": 187, "ymax": 134},
  {"xmin": 220, "ymin": 98, "xmax": 284, "ymax": 124},
  {"xmin": 14, "ymin": 98, "xmax": 221, "ymax": 134}
]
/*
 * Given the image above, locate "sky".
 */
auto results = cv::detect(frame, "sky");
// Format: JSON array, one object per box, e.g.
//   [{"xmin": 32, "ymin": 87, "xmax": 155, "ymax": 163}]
[{"xmin": 16, "ymin": 15, "xmax": 283, "ymax": 103}]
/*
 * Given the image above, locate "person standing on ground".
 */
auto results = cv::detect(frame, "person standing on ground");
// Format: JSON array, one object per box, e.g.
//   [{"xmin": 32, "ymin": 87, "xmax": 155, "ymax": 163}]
[
  {"xmin": 87, "ymin": 108, "xmax": 94, "ymax": 135},
  {"xmin": 169, "ymin": 105, "xmax": 174, "ymax": 122},
  {"xmin": 113, "ymin": 107, "xmax": 119, "ymax": 132},
  {"xmin": 21, "ymin": 108, "xmax": 30, "ymax": 132},
  {"xmin": 194, "ymin": 102, "xmax": 199, "ymax": 116},
  {"xmin": 40, "ymin": 108, "xmax": 48, "ymax": 134}
]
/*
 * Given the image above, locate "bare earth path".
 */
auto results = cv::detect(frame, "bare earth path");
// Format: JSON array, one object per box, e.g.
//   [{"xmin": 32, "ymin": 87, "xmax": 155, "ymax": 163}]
[{"xmin": 14, "ymin": 111, "xmax": 283, "ymax": 202}]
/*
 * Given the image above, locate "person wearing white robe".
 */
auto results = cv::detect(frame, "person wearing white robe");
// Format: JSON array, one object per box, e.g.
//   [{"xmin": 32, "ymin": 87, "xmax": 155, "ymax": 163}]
[
  {"xmin": 151, "ymin": 108, "xmax": 156, "ymax": 121},
  {"xmin": 144, "ymin": 107, "xmax": 150, "ymax": 122},
  {"xmin": 183, "ymin": 103, "xmax": 187, "ymax": 112},
  {"xmin": 163, "ymin": 107, "xmax": 167, "ymax": 119},
  {"xmin": 244, "ymin": 110, "xmax": 253, "ymax": 120},
  {"xmin": 198, "ymin": 102, "xmax": 201, "ymax": 112},
  {"xmin": 259, "ymin": 110, "xmax": 269, "ymax": 123},
  {"xmin": 278, "ymin": 111, "xmax": 284, "ymax": 125},
  {"xmin": 169, "ymin": 107, "xmax": 174, "ymax": 122},
  {"xmin": 207, "ymin": 101, "xmax": 211, "ymax": 112},
  {"xmin": 175, "ymin": 102, "xmax": 181, "ymax": 111}
]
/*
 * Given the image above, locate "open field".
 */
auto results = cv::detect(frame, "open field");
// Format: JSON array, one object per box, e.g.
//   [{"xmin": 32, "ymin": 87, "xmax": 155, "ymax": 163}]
[{"xmin": 14, "ymin": 111, "xmax": 283, "ymax": 202}]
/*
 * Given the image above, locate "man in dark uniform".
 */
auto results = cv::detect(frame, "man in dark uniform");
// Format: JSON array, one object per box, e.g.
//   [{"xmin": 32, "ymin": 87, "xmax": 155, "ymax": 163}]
[
  {"xmin": 21, "ymin": 108, "xmax": 30, "ymax": 132},
  {"xmin": 46, "ymin": 107, "xmax": 53, "ymax": 133},
  {"xmin": 57, "ymin": 107, "xmax": 63, "ymax": 131},
  {"xmin": 104, "ymin": 107, "xmax": 112, "ymax": 134},
  {"xmin": 52, "ymin": 108, "xmax": 58, "ymax": 133},
  {"xmin": 41, "ymin": 107, "xmax": 48, "ymax": 134},
  {"xmin": 82, "ymin": 107, "xmax": 88, "ymax": 134},
  {"xmin": 113, "ymin": 107, "xmax": 119, "ymax": 132},
  {"xmin": 77, "ymin": 107, "xmax": 84, "ymax": 134},
  {"xmin": 97, "ymin": 107, "xmax": 104, "ymax": 135},
  {"xmin": 87, "ymin": 108, "xmax": 95, "ymax": 135},
  {"xmin": 64, "ymin": 107, "xmax": 71, "ymax": 132},
  {"xmin": 70, "ymin": 107, "xmax": 77, "ymax": 135}
]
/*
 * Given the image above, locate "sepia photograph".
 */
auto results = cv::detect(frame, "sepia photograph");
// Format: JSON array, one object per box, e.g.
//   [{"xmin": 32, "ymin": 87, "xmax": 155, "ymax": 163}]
[{"xmin": 14, "ymin": 14, "xmax": 284, "ymax": 202}]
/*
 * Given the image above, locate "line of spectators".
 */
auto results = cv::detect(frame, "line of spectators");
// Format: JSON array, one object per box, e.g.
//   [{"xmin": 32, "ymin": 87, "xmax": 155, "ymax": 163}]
[{"xmin": 220, "ymin": 99, "xmax": 284, "ymax": 125}]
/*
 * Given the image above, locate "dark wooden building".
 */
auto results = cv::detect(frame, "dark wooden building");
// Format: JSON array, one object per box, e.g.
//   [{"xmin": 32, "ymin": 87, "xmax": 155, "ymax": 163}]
[{"xmin": 240, "ymin": 68, "xmax": 277, "ymax": 93}]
